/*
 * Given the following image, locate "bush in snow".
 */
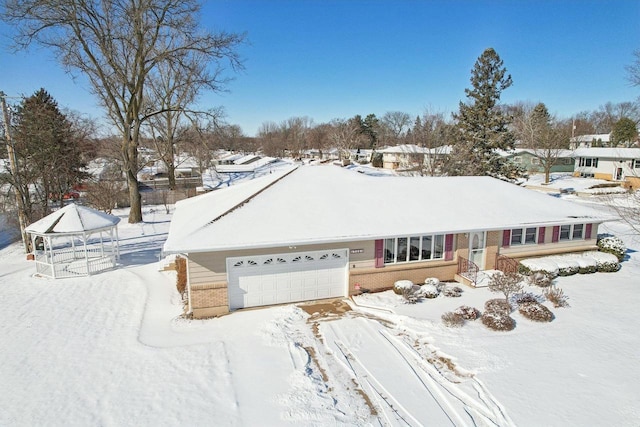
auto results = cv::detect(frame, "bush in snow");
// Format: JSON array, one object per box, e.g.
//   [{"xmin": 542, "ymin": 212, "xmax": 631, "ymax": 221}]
[
  {"xmin": 519, "ymin": 302, "xmax": 554, "ymax": 322},
  {"xmin": 485, "ymin": 298, "xmax": 511, "ymax": 315},
  {"xmin": 393, "ymin": 280, "xmax": 414, "ymax": 295},
  {"xmin": 543, "ymin": 286, "xmax": 570, "ymax": 308},
  {"xmin": 511, "ymin": 292, "xmax": 542, "ymax": 307},
  {"xmin": 424, "ymin": 277, "xmax": 440, "ymax": 287},
  {"xmin": 175, "ymin": 256, "xmax": 187, "ymax": 298},
  {"xmin": 454, "ymin": 305, "xmax": 481, "ymax": 320},
  {"xmin": 575, "ymin": 256, "xmax": 598, "ymax": 274},
  {"xmin": 481, "ymin": 311, "xmax": 516, "ymax": 331},
  {"xmin": 401, "ymin": 287, "xmax": 420, "ymax": 304},
  {"xmin": 417, "ymin": 283, "xmax": 439, "ymax": 299},
  {"xmin": 442, "ymin": 285, "xmax": 463, "ymax": 298},
  {"xmin": 519, "ymin": 258, "xmax": 559, "ymax": 278},
  {"xmin": 527, "ymin": 271, "xmax": 554, "ymax": 288},
  {"xmin": 441, "ymin": 312, "xmax": 465, "ymax": 328},
  {"xmin": 488, "ymin": 271, "xmax": 524, "ymax": 305},
  {"xmin": 597, "ymin": 235, "xmax": 626, "ymax": 262},
  {"xmin": 582, "ymin": 251, "xmax": 621, "ymax": 272}
]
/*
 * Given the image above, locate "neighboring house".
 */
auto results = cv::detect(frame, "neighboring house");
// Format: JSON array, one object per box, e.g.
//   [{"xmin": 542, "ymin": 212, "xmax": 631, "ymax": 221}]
[
  {"xmin": 379, "ymin": 144, "xmax": 451, "ymax": 171},
  {"xmin": 573, "ymin": 148, "xmax": 640, "ymax": 187},
  {"xmin": 303, "ymin": 148, "xmax": 340, "ymax": 161},
  {"xmin": 503, "ymin": 149, "xmax": 575, "ymax": 174},
  {"xmin": 163, "ymin": 165, "xmax": 613, "ymax": 318},
  {"xmin": 569, "ymin": 134, "xmax": 611, "ymax": 149}
]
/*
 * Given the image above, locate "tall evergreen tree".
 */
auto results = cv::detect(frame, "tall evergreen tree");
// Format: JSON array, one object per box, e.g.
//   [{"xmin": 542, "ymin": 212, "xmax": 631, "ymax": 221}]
[
  {"xmin": 10, "ymin": 89, "xmax": 86, "ymax": 221},
  {"xmin": 450, "ymin": 48, "xmax": 520, "ymax": 179},
  {"xmin": 611, "ymin": 117, "xmax": 638, "ymax": 147}
]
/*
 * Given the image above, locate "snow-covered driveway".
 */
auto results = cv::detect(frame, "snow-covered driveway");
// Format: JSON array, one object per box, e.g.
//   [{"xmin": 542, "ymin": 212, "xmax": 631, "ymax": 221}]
[{"xmin": 318, "ymin": 311, "xmax": 513, "ymax": 427}]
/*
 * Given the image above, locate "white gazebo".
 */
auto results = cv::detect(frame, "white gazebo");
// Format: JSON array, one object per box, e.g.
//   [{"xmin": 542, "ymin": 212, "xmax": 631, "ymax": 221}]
[{"xmin": 25, "ymin": 204, "xmax": 121, "ymax": 278}]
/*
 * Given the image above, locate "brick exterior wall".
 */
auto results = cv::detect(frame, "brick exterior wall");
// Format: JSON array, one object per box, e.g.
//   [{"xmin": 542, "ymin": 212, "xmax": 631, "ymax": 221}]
[
  {"xmin": 349, "ymin": 262, "xmax": 458, "ymax": 293},
  {"xmin": 190, "ymin": 282, "xmax": 229, "ymax": 318}
]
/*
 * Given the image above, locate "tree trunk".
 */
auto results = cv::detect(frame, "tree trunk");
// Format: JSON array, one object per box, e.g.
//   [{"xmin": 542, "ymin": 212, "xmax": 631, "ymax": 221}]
[
  {"xmin": 124, "ymin": 137, "xmax": 143, "ymax": 223},
  {"xmin": 168, "ymin": 162, "xmax": 176, "ymax": 190}
]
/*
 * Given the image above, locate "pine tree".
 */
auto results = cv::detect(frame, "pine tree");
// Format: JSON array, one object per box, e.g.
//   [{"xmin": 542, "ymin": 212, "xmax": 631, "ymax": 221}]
[
  {"xmin": 451, "ymin": 48, "xmax": 520, "ymax": 179},
  {"xmin": 11, "ymin": 89, "xmax": 86, "ymax": 221},
  {"xmin": 611, "ymin": 117, "xmax": 638, "ymax": 147}
]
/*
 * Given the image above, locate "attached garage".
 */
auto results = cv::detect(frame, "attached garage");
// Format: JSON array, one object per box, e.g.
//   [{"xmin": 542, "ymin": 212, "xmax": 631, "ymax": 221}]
[{"xmin": 226, "ymin": 249, "xmax": 349, "ymax": 309}]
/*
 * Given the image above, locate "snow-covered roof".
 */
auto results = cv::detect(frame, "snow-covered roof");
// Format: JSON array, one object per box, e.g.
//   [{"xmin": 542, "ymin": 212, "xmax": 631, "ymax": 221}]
[
  {"xmin": 379, "ymin": 144, "xmax": 429, "ymax": 154},
  {"xmin": 570, "ymin": 133, "xmax": 611, "ymax": 143},
  {"xmin": 163, "ymin": 165, "xmax": 614, "ymax": 254},
  {"xmin": 25, "ymin": 204, "xmax": 120, "ymax": 236},
  {"xmin": 573, "ymin": 147, "xmax": 640, "ymax": 159},
  {"xmin": 499, "ymin": 148, "xmax": 575, "ymax": 158}
]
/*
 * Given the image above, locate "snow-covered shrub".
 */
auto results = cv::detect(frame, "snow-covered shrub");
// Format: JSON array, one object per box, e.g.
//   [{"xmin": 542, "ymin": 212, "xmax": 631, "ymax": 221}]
[
  {"xmin": 441, "ymin": 312, "xmax": 465, "ymax": 328},
  {"xmin": 424, "ymin": 277, "xmax": 440, "ymax": 287},
  {"xmin": 481, "ymin": 311, "xmax": 516, "ymax": 331},
  {"xmin": 597, "ymin": 236, "xmax": 626, "ymax": 262},
  {"xmin": 485, "ymin": 298, "xmax": 511, "ymax": 315},
  {"xmin": 393, "ymin": 280, "xmax": 414, "ymax": 295},
  {"xmin": 598, "ymin": 261, "xmax": 621, "ymax": 272},
  {"xmin": 442, "ymin": 285, "xmax": 463, "ymax": 298},
  {"xmin": 575, "ymin": 256, "xmax": 598, "ymax": 274},
  {"xmin": 454, "ymin": 305, "xmax": 481, "ymax": 320},
  {"xmin": 528, "ymin": 271, "xmax": 554, "ymax": 288},
  {"xmin": 547, "ymin": 256, "xmax": 580, "ymax": 276},
  {"xmin": 417, "ymin": 283, "xmax": 439, "ymax": 299},
  {"xmin": 543, "ymin": 286, "xmax": 569, "ymax": 308},
  {"xmin": 520, "ymin": 258, "xmax": 559, "ymax": 278},
  {"xmin": 582, "ymin": 251, "xmax": 621, "ymax": 272},
  {"xmin": 511, "ymin": 292, "xmax": 542, "ymax": 307},
  {"xmin": 519, "ymin": 302, "xmax": 554, "ymax": 322},
  {"xmin": 401, "ymin": 287, "xmax": 419, "ymax": 304}
]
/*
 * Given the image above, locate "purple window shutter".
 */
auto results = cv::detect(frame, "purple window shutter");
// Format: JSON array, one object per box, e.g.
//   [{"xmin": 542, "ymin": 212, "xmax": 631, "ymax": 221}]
[
  {"xmin": 374, "ymin": 239, "xmax": 384, "ymax": 268},
  {"xmin": 552, "ymin": 226, "xmax": 560, "ymax": 243},
  {"xmin": 444, "ymin": 234, "xmax": 454, "ymax": 261},
  {"xmin": 538, "ymin": 227, "xmax": 546, "ymax": 244},
  {"xmin": 502, "ymin": 230, "xmax": 511, "ymax": 247},
  {"xmin": 585, "ymin": 223, "xmax": 593, "ymax": 240}
]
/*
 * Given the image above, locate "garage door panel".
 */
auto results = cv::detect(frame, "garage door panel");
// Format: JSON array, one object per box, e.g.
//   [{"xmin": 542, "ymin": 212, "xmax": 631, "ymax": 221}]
[{"xmin": 227, "ymin": 249, "xmax": 348, "ymax": 310}]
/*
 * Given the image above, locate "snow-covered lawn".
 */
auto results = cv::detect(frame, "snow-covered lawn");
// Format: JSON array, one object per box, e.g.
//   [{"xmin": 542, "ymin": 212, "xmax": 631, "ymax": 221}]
[
  {"xmin": 1, "ymin": 190, "xmax": 639, "ymax": 425},
  {"xmin": 522, "ymin": 173, "xmax": 627, "ymax": 195}
]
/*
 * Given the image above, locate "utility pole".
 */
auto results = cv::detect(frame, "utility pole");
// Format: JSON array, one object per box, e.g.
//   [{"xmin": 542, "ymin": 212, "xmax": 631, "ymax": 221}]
[{"xmin": 1, "ymin": 91, "xmax": 30, "ymax": 253}]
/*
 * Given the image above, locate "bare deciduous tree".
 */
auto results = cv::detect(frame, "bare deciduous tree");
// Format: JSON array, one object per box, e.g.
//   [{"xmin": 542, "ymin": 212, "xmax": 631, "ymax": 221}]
[{"xmin": 2, "ymin": 0, "xmax": 244, "ymax": 223}]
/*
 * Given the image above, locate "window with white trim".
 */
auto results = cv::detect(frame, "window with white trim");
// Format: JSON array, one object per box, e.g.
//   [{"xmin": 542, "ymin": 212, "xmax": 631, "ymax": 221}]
[
  {"xmin": 634, "ymin": 159, "xmax": 640, "ymax": 168},
  {"xmin": 530, "ymin": 157, "xmax": 540, "ymax": 165},
  {"xmin": 384, "ymin": 234, "xmax": 445, "ymax": 264},
  {"xmin": 579, "ymin": 157, "xmax": 599, "ymax": 167},
  {"xmin": 510, "ymin": 227, "xmax": 537, "ymax": 245},
  {"xmin": 560, "ymin": 224, "xmax": 584, "ymax": 241}
]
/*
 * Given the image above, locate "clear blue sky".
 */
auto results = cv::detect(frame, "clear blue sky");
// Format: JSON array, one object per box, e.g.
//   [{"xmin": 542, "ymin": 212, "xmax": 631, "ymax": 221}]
[{"xmin": 1, "ymin": 0, "xmax": 639, "ymax": 136}]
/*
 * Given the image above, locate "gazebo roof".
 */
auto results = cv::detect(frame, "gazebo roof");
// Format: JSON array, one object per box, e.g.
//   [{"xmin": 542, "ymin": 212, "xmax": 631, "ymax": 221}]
[{"xmin": 25, "ymin": 204, "xmax": 121, "ymax": 236}]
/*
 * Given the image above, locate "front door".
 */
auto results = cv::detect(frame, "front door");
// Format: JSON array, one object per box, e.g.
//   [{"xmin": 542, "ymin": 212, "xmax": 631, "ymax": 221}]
[
  {"xmin": 469, "ymin": 231, "xmax": 486, "ymax": 269},
  {"xmin": 615, "ymin": 167, "xmax": 623, "ymax": 181}
]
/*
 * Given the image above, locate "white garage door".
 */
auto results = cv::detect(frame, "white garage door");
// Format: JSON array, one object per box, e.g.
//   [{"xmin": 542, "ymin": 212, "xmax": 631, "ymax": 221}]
[{"xmin": 226, "ymin": 249, "xmax": 348, "ymax": 310}]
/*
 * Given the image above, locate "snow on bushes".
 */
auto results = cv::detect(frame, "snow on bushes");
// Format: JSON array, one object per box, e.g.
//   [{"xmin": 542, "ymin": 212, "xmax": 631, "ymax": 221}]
[
  {"xmin": 519, "ymin": 302, "xmax": 554, "ymax": 322},
  {"xmin": 485, "ymin": 298, "xmax": 511, "ymax": 315},
  {"xmin": 521, "ymin": 251, "xmax": 620, "ymax": 276},
  {"xmin": 417, "ymin": 283, "xmax": 439, "ymax": 299},
  {"xmin": 481, "ymin": 311, "xmax": 516, "ymax": 331},
  {"xmin": 393, "ymin": 280, "xmax": 414, "ymax": 295},
  {"xmin": 597, "ymin": 235, "xmax": 626, "ymax": 262},
  {"xmin": 454, "ymin": 305, "xmax": 481, "ymax": 320},
  {"xmin": 527, "ymin": 271, "xmax": 554, "ymax": 288},
  {"xmin": 442, "ymin": 285, "xmax": 463, "ymax": 298},
  {"xmin": 441, "ymin": 312, "xmax": 465, "ymax": 328},
  {"xmin": 424, "ymin": 277, "xmax": 440, "ymax": 287},
  {"xmin": 544, "ymin": 286, "xmax": 570, "ymax": 308}
]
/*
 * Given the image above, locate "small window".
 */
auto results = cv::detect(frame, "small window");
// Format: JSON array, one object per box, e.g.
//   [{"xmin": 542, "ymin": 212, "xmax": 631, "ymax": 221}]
[
  {"xmin": 572, "ymin": 224, "xmax": 584, "ymax": 239},
  {"xmin": 421, "ymin": 235, "xmax": 432, "ymax": 260},
  {"xmin": 305, "ymin": 255, "xmax": 314, "ymax": 261},
  {"xmin": 560, "ymin": 225, "xmax": 571, "ymax": 241},
  {"xmin": 263, "ymin": 258, "xmax": 273, "ymax": 265},
  {"xmin": 320, "ymin": 254, "xmax": 329, "ymax": 260},
  {"xmin": 530, "ymin": 157, "xmax": 540, "ymax": 165},
  {"xmin": 433, "ymin": 235, "xmax": 444, "ymax": 259},
  {"xmin": 384, "ymin": 238, "xmax": 395, "ymax": 264},
  {"xmin": 585, "ymin": 158, "xmax": 592, "ymax": 167},
  {"xmin": 331, "ymin": 253, "xmax": 341, "ymax": 259},
  {"xmin": 233, "ymin": 260, "xmax": 244, "ymax": 267},
  {"xmin": 525, "ymin": 227, "xmax": 537, "ymax": 244},
  {"xmin": 292, "ymin": 256, "xmax": 302, "ymax": 262},
  {"xmin": 513, "ymin": 156, "xmax": 522, "ymax": 163},
  {"xmin": 247, "ymin": 260, "xmax": 257, "ymax": 266},
  {"xmin": 634, "ymin": 159, "xmax": 640, "ymax": 168},
  {"xmin": 409, "ymin": 236, "xmax": 420, "ymax": 261},
  {"xmin": 397, "ymin": 237, "xmax": 408, "ymax": 263},
  {"xmin": 511, "ymin": 228, "xmax": 523, "ymax": 245},
  {"xmin": 277, "ymin": 258, "xmax": 286, "ymax": 263}
]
